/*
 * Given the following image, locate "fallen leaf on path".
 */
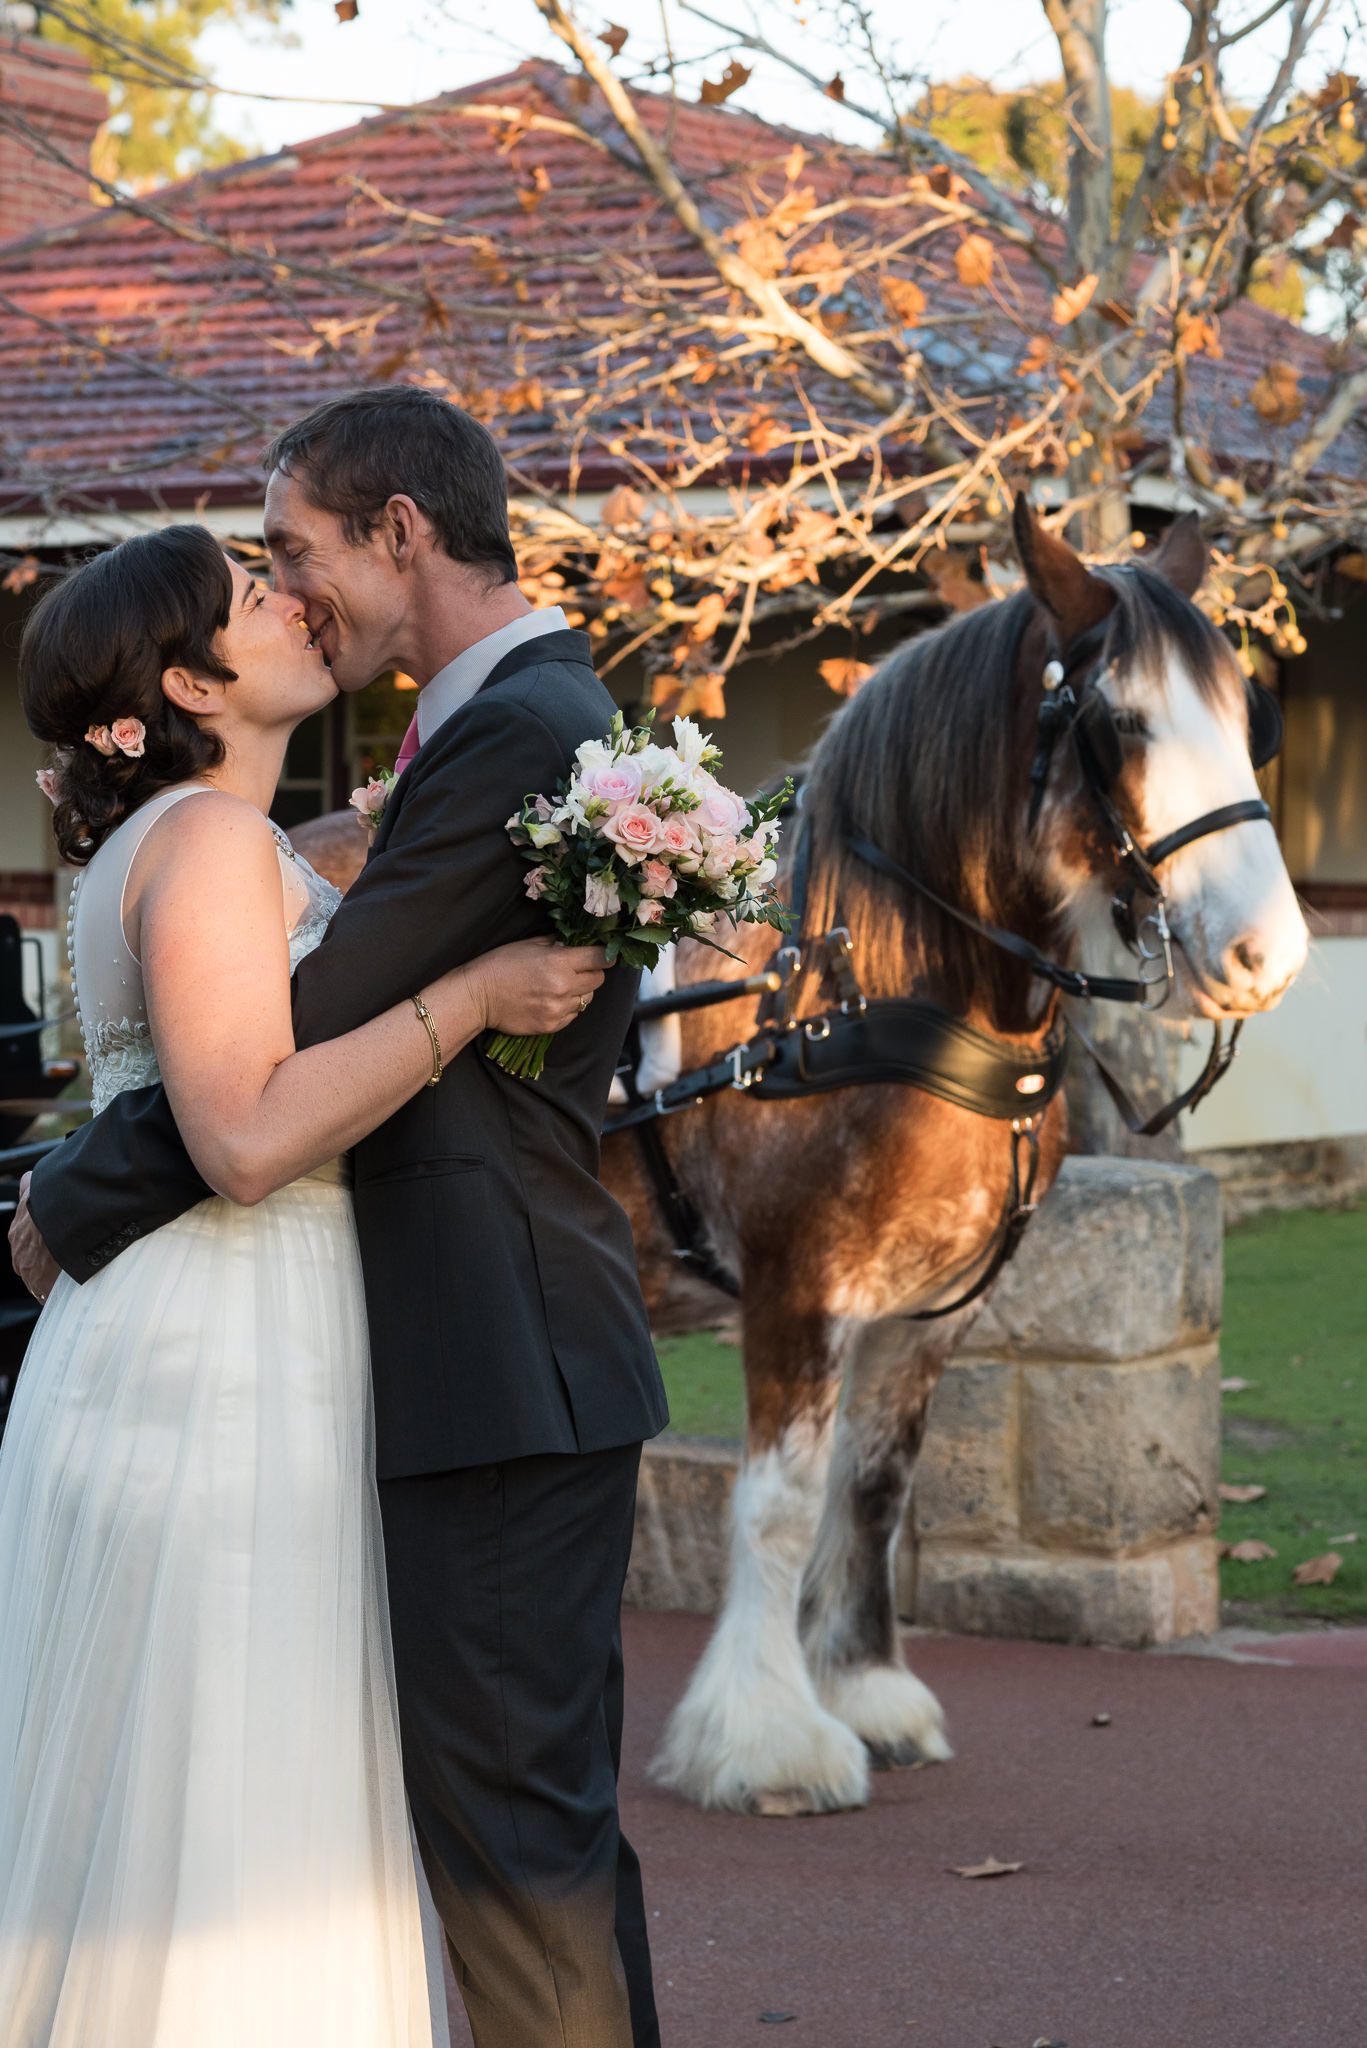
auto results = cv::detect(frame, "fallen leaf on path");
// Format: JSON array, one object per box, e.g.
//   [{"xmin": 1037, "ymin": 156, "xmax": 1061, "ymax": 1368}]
[
  {"xmin": 1292, "ymin": 1552, "xmax": 1342, "ymax": 1585},
  {"xmin": 950, "ymin": 1857, "xmax": 1022, "ymax": 1879},
  {"xmin": 1220, "ymin": 1377, "xmax": 1257, "ymax": 1392},
  {"xmin": 1219, "ymin": 1483, "xmax": 1268, "ymax": 1503},
  {"xmin": 1223, "ymin": 1539, "xmax": 1277, "ymax": 1562}
]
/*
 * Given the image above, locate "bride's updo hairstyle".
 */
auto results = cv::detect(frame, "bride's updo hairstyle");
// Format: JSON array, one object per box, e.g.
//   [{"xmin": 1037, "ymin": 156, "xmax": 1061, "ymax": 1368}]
[{"xmin": 21, "ymin": 524, "xmax": 237, "ymax": 866}]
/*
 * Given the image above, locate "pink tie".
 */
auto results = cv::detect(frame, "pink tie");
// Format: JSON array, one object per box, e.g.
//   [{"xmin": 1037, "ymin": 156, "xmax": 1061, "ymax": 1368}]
[{"xmin": 394, "ymin": 715, "xmax": 421, "ymax": 776}]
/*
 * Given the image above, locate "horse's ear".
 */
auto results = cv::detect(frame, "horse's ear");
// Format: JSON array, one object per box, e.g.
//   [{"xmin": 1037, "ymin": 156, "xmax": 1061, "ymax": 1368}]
[
  {"xmin": 1145, "ymin": 512, "xmax": 1207, "ymax": 597},
  {"xmin": 1011, "ymin": 493, "xmax": 1113, "ymax": 644}
]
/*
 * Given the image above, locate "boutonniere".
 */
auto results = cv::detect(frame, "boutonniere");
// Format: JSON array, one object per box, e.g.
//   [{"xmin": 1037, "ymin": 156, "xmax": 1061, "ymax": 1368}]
[{"xmin": 350, "ymin": 766, "xmax": 399, "ymax": 834}]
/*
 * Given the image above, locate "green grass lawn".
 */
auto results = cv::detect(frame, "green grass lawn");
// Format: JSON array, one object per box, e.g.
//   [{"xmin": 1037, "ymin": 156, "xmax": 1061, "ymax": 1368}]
[
  {"xmin": 653, "ymin": 1203, "xmax": 1367, "ymax": 1625},
  {"xmin": 1217, "ymin": 1203, "xmax": 1366, "ymax": 1624},
  {"xmin": 653, "ymin": 1328, "xmax": 745, "ymax": 1438}
]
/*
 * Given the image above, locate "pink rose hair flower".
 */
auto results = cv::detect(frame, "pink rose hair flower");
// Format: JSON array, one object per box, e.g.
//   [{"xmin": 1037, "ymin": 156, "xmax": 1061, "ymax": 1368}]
[
  {"xmin": 84, "ymin": 725, "xmax": 118, "ymax": 756},
  {"xmin": 35, "ymin": 769, "xmax": 59, "ymax": 804},
  {"xmin": 110, "ymin": 718, "xmax": 146, "ymax": 759}
]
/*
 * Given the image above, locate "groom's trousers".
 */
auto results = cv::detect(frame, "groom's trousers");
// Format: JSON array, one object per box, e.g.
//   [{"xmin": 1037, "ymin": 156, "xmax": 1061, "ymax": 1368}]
[{"xmin": 379, "ymin": 1443, "xmax": 660, "ymax": 2048}]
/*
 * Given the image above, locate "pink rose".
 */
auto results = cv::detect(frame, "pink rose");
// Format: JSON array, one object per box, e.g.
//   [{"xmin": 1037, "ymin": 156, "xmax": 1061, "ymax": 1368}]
[
  {"xmin": 84, "ymin": 725, "xmax": 117, "ymax": 757},
  {"xmin": 636, "ymin": 898, "xmax": 665, "ymax": 925},
  {"xmin": 35, "ymin": 769, "xmax": 58, "ymax": 804},
  {"xmin": 586, "ymin": 760, "xmax": 644, "ymax": 806},
  {"xmin": 602, "ymin": 802, "xmax": 665, "ymax": 864},
  {"xmin": 701, "ymin": 832, "xmax": 738, "ymax": 879},
  {"xmin": 350, "ymin": 778, "xmax": 388, "ymax": 817},
  {"xmin": 110, "ymin": 717, "xmax": 146, "ymax": 759},
  {"xmin": 639, "ymin": 859, "xmax": 677, "ymax": 900},
  {"xmin": 660, "ymin": 814, "xmax": 701, "ymax": 859},
  {"xmin": 524, "ymin": 865, "xmax": 551, "ymax": 901},
  {"xmin": 696, "ymin": 783, "xmax": 749, "ymax": 836}
]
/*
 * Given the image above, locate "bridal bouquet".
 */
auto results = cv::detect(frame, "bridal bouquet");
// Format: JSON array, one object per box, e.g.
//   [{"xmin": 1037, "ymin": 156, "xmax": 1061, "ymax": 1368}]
[{"xmin": 492, "ymin": 711, "xmax": 791, "ymax": 1080}]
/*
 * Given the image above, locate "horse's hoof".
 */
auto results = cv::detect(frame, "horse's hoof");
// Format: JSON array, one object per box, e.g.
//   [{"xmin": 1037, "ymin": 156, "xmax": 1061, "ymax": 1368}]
[
  {"xmin": 745, "ymin": 1784, "xmax": 866, "ymax": 1818},
  {"xmin": 864, "ymin": 1737, "xmax": 932, "ymax": 1771}
]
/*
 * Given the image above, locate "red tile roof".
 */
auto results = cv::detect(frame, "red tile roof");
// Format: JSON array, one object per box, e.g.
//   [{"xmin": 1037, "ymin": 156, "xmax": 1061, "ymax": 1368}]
[{"xmin": 0, "ymin": 59, "xmax": 1361, "ymax": 518}]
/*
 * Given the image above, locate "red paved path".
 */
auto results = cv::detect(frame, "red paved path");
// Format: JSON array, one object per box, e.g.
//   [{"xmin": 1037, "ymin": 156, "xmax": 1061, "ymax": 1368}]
[{"xmin": 444, "ymin": 1612, "xmax": 1367, "ymax": 2047}]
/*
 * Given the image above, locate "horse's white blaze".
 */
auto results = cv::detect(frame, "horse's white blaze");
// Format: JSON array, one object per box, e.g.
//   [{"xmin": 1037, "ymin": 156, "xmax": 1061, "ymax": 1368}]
[
  {"xmin": 1134, "ymin": 654, "xmax": 1306, "ymax": 1014},
  {"xmin": 649, "ymin": 1423, "xmax": 870, "ymax": 1814}
]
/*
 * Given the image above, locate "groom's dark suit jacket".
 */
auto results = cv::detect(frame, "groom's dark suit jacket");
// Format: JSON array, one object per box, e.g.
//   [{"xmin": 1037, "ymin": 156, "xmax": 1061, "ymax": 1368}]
[{"xmin": 28, "ymin": 631, "xmax": 668, "ymax": 1479}]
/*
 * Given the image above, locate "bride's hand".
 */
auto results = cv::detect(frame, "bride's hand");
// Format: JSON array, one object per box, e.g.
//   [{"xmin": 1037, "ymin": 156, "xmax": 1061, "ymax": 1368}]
[{"xmin": 452, "ymin": 938, "xmax": 608, "ymax": 1038}]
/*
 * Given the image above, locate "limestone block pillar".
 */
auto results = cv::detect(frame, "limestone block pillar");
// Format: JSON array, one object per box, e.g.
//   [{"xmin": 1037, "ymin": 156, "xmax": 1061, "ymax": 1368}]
[{"xmin": 909, "ymin": 1156, "xmax": 1223, "ymax": 1646}]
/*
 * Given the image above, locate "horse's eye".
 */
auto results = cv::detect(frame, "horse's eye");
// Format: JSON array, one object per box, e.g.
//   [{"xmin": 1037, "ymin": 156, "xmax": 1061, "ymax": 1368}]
[{"xmin": 1111, "ymin": 709, "xmax": 1150, "ymax": 739}]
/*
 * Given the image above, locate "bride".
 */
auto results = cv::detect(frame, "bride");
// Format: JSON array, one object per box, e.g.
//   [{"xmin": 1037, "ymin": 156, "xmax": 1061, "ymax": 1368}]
[{"xmin": 0, "ymin": 524, "xmax": 605, "ymax": 2048}]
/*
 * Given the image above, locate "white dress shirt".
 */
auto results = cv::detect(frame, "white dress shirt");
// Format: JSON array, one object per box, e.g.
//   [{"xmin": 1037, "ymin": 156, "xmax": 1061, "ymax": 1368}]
[{"xmin": 415, "ymin": 606, "xmax": 569, "ymax": 749}]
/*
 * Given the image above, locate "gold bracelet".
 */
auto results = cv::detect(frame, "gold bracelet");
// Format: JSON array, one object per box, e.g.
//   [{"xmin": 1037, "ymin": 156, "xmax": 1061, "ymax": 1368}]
[{"xmin": 410, "ymin": 991, "xmax": 443, "ymax": 1087}]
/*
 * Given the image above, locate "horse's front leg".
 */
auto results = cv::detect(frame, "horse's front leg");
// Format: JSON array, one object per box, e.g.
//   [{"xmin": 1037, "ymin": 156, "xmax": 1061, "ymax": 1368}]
[
  {"xmin": 799, "ymin": 1317, "xmax": 965, "ymax": 1770},
  {"xmin": 650, "ymin": 1303, "xmax": 871, "ymax": 1816}
]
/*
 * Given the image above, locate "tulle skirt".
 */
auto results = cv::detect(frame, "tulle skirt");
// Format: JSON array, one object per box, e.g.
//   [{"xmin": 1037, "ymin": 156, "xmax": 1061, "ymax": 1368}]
[{"xmin": 0, "ymin": 1170, "xmax": 440, "ymax": 2048}]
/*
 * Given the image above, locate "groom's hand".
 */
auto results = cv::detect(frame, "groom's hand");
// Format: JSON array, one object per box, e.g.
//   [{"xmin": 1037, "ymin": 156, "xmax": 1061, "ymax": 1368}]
[{"xmin": 9, "ymin": 1174, "xmax": 61, "ymax": 1304}]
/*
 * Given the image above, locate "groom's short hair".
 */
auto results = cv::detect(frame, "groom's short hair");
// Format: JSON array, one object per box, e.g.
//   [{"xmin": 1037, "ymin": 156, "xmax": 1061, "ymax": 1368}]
[{"xmin": 263, "ymin": 387, "xmax": 518, "ymax": 585}]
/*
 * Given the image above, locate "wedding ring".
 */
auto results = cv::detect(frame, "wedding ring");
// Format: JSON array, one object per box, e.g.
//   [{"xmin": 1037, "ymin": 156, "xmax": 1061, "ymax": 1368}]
[{"xmin": 579, "ymin": 993, "xmax": 589, "ymax": 1013}]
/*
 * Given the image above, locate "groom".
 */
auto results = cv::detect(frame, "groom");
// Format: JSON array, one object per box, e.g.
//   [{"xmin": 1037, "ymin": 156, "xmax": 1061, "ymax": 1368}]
[{"xmin": 13, "ymin": 388, "xmax": 668, "ymax": 2048}]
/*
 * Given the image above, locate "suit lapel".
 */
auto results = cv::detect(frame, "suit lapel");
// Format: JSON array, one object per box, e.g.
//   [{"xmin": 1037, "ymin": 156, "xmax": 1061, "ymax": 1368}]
[{"xmin": 365, "ymin": 629, "xmax": 598, "ymax": 865}]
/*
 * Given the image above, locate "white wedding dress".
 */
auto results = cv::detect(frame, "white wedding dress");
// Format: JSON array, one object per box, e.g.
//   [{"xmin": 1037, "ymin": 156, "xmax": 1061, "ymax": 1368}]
[{"xmin": 0, "ymin": 785, "xmax": 446, "ymax": 2048}]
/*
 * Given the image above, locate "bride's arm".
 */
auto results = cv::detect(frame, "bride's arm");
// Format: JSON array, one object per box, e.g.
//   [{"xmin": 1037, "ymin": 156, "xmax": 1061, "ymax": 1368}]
[{"xmin": 135, "ymin": 792, "xmax": 599, "ymax": 1206}]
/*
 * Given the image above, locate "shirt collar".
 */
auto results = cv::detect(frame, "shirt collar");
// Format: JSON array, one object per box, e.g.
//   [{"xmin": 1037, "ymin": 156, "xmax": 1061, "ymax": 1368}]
[{"xmin": 415, "ymin": 607, "xmax": 569, "ymax": 747}]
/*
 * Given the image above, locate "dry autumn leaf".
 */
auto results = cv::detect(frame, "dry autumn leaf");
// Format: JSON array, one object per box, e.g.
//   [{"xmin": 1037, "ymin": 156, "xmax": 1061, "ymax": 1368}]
[
  {"xmin": 699, "ymin": 60, "xmax": 751, "ymax": 105},
  {"xmin": 883, "ymin": 276, "xmax": 927, "ymax": 326},
  {"xmin": 733, "ymin": 222, "xmax": 785, "ymax": 280},
  {"xmin": 599, "ymin": 22, "xmax": 628, "ymax": 55},
  {"xmin": 601, "ymin": 485, "xmax": 645, "ymax": 529},
  {"xmin": 687, "ymin": 590, "xmax": 729, "ymax": 642},
  {"xmin": 819, "ymin": 657, "xmax": 875, "ymax": 696},
  {"xmin": 1018, "ymin": 334, "xmax": 1053, "ymax": 377},
  {"xmin": 2, "ymin": 554, "xmax": 38, "ymax": 594},
  {"xmin": 334, "ymin": 0, "xmax": 358, "ymax": 17},
  {"xmin": 924, "ymin": 549, "xmax": 989, "ymax": 611},
  {"xmin": 1336, "ymin": 551, "xmax": 1367, "ymax": 580},
  {"xmin": 1180, "ymin": 314, "xmax": 1223, "ymax": 358},
  {"xmin": 951, "ymin": 1857, "xmax": 1023, "ymax": 1880},
  {"xmin": 1052, "ymin": 273, "xmax": 1098, "ymax": 326},
  {"xmin": 824, "ymin": 74, "xmax": 846, "ymax": 102},
  {"xmin": 1249, "ymin": 360, "xmax": 1304, "ymax": 425},
  {"xmin": 790, "ymin": 238, "xmax": 845, "ymax": 278},
  {"xmin": 954, "ymin": 235, "xmax": 994, "ymax": 289},
  {"xmin": 1219, "ymin": 1483, "xmax": 1267, "ymax": 1503},
  {"xmin": 1292, "ymin": 1552, "xmax": 1342, "ymax": 1586},
  {"xmin": 745, "ymin": 410, "xmax": 788, "ymax": 456},
  {"xmin": 1224, "ymin": 1539, "xmax": 1277, "ymax": 1562}
]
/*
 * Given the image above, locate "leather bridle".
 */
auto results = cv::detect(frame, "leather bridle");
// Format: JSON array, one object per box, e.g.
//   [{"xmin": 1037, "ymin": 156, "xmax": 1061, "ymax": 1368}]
[{"xmin": 844, "ymin": 598, "xmax": 1284, "ymax": 1138}]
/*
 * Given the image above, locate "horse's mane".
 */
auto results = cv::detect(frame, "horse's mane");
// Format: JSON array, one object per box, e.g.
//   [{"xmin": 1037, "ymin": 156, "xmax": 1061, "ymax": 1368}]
[{"xmin": 798, "ymin": 563, "xmax": 1241, "ymax": 1032}]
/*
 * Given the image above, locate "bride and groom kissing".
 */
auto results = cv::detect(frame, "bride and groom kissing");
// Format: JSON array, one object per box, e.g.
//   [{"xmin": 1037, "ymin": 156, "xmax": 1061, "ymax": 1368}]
[{"xmin": 2, "ymin": 385, "xmax": 669, "ymax": 2047}]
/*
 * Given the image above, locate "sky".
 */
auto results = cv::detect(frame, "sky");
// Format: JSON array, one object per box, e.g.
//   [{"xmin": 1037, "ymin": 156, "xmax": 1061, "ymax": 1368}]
[{"xmin": 198, "ymin": 0, "xmax": 1357, "ymax": 162}]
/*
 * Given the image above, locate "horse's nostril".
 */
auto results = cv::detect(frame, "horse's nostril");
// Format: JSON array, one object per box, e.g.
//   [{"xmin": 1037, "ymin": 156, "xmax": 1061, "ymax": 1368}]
[{"xmin": 1230, "ymin": 939, "xmax": 1264, "ymax": 978}]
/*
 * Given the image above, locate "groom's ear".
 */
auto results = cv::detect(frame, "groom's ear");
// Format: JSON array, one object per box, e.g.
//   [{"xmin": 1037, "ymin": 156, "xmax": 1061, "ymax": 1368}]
[{"xmin": 382, "ymin": 494, "xmax": 429, "ymax": 571}]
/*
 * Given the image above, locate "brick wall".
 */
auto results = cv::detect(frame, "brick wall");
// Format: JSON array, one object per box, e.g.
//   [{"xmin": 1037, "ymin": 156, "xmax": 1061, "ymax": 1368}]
[{"xmin": 0, "ymin": 33, "xmax": 106, "ymax": 243}]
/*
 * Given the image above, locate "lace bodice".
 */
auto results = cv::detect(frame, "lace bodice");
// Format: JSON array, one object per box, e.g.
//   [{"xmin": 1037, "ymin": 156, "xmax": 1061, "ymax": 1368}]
[{"xmin": 68, "ymin": 785, "xmax": 343, "ymax": 1115}]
